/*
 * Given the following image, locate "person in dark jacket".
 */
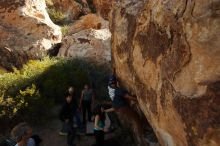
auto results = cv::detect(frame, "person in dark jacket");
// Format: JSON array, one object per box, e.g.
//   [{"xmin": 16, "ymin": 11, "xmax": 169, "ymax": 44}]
[
  {"xmin": 68, "ymin": 87, "xmax": 82, "ymax": 129},
  {"xmin": 59, "ymin": 92, "xmax": 76, "ymax": 146},
  {"xmin": 105, "ymin": 72, "xmax": 146, "ymax": 145}
]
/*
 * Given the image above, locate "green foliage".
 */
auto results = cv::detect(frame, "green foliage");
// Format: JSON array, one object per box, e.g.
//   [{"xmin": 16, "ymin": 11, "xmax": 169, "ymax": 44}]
[
  {"xmin": 45, "ymin": 0, "xmax": 53, "ymax": 6},
  {"xmin": 47, "ymin": 8, "xmax": 65, "ymax": 23},
  {"xmin": 0, "ymin": 69, "xmax": 6, "ymax": 75},
  {"xmin": 61, "ymin": 25, "xmax": 69, "ymax": 36},
  {"xmin": 0, "ymin": 57, "xmax": 109, "ymax": 126},
  {"xmin": 18, "ymin": 84, "xmax": 54, "ymax": 123},
  {"xmin": 0, "ymin": 57, "xmax": 57, "ymax": 97},
  {"xmin": 0, "ymin": 58, "xmax": 57, "ymax": 125},
  {"xmin": 37, "ymin": 58, "xmax": 109, "ymax": 102}
]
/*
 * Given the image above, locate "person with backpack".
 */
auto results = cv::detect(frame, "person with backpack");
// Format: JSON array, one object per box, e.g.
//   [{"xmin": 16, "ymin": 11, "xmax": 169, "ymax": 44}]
[
  {"xmin": 59, "ymin": 92, "xmax": 76, "ymax": 146},
  {"xmin": 93, "ymin": 105, "xmax": 106, "ymax": 146},
  {"xmin": 11, "ymin": 123, "xmax": 36, "ymax": 146},
  {"xmin": 80, "ymin": 84, "xmax": 94, "ymax": 124}
]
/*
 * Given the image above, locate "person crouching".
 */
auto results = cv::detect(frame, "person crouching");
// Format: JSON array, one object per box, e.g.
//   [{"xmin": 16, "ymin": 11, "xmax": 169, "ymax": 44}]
[{"xmin": 93, "ymin": 105, "xmax": 106, "ymax": 146}]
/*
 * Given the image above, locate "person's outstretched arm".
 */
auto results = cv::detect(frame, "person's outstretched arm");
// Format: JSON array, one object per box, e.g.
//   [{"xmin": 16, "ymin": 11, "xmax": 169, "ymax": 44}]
[
  {"xmin": 94, "ymin": 115, "xmax": 104, "ymax": 131},
  {"xmin": 104, "ymin": 108, "xmax": 115, "ymax": 113},
  {"xmin": 124, "ymin": 94, "xmax": 137, "ymax": 101}
]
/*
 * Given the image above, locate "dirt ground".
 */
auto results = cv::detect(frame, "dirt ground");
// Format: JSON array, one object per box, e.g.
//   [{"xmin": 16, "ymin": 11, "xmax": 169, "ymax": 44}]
[{"xmin": 33, "ymin": 106, "xmax": 118, "ymax": 146}]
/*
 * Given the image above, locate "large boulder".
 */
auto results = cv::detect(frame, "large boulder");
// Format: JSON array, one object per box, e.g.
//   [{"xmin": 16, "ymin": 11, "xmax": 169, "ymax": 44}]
[
  {"xmin": 58, "ymin": 14, "xmax": 111, "ymax": 62},
  {"xmin": 0, "ymin": 0, "xmax": 62, "ymax": 56},
  {"xmin": 110, "ymin": 0, "xmax": 220, "ymax": 146},
  {"xmin": 93, "ymin": 0, "xmax": 114, "ymax": 20},
  {"xmin": 47, "ymin": 0, "xmax": 91, "ymax": 22},
  {"xmin": 0, "ymin": 47, "xmax": 35, "ymax": 71}
]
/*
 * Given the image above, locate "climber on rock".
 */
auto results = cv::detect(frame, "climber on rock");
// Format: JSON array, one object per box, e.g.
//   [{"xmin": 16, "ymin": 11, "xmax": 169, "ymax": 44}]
[
  {"xmin": 105, "ymin": 77, "xmax": 137, "ymax": 113},
  {"xmin": 105, "ymin": 69, "xmax": 147, "ymax": 145}
]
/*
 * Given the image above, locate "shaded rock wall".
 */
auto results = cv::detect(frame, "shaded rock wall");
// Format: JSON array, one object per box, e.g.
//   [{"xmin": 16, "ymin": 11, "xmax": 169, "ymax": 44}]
[
  {"xmin": 0, "ymin": 47, "xmax": 35, "ymax": 71},
  {"xmin": 0, "ymin": 0, "xmax": 62, "ymax": 55},
  {"xmin": 110, "ymin": 0, "xmax": 220, "ymax": 146}
]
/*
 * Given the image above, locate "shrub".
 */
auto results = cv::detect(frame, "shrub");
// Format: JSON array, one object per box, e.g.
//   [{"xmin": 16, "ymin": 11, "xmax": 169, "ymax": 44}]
[
  {"xmin": 47, "ymin": 8, "xmax": 65, "ymax": 23},
  {"xmin": 0, "ymin": 57, "xmax": 110, "ymax": 128},
  {"xmin": 0, "ymin": 69, "xmax": 6, "ymax": 75},
  {"xmin": 45, "ymin": 0, "xmax": 53, "ymax": 6},
  {"xmin": 37, "ymin": 58, "xmax": 110, "ymax": 102},
  {"xmin": 61, "ymin": 25, "xmax": 69, "ymax": 36}
]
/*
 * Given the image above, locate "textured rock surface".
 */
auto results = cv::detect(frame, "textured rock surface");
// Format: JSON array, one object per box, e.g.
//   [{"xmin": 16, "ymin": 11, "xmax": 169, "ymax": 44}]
[
  {"xmin": 93, "ymin": 0, "xmax": 114, "ymax": 20},
  {"xmin": 68, "ymin": 14, "xmax": 109, "ymax": 33},
  {"xmin": 110, "ymin": 0, "xmax": 220, "ymax": 146},
  {"xmin": 0, "ymin": 0, "xmax": 62, "ymax": 55},
  {"xmin": 0, "ymin": 47, "xmax": 35, "ymax": 71},
  {"xmin": 58, "ymin": 14, "xmax": 111, "ymax": 62},
  {"xmin": 49, "ymin": 0, "xmax": 91, "ymax": 21}
]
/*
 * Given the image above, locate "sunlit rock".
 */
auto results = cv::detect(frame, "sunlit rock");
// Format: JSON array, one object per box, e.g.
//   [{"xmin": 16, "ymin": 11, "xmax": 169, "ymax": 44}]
[
  {"xmin": 110, "ymin": 0, "xmax": 220, "ymax": 146},
  {"xmin": 0, "ymin": 0, "xmax": 62, "ymax": 55}
]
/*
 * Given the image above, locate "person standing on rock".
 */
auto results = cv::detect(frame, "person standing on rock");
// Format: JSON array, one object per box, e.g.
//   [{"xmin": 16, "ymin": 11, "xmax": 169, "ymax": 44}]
[{"xmin": 80, "ymin": 84, "xmax": 94, "ymax": 124}]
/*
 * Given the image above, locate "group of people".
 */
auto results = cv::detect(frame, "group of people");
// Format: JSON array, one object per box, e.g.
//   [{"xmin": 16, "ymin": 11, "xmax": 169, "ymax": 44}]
[
  {"xmin": 59, "ymin": 70, "xmax": 138, "ymax": 146},
  {"xmin": 59, "ymin": 84, "xmax": 95, "ymax": 146},
  {"xmin": 9, "ymin": 69, "xmax": 142, "ymax": 146}
]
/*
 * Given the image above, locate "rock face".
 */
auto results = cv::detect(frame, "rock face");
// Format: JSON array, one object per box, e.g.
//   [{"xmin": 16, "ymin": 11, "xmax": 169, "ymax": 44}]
[
  {"xmin": 49, "ymin": 0, "xmax": 91, "ymax": 21},
  {"xmin": 58, "ymin": 14, "xmax": 111, "ymax": 62},
  {"xmin": 93, "ymin": 0, "xmax": 114, "ymax": 20},
  {"xmin": 0, "ymin": 47, "xmax": 35, "ymax": 71},
  {"xmin": 110, "ymin": 0, "xmax": 220, "ymax": 146},
  {"xmin": 0, "ymin": 0, "xmax": 62, "ymax": 56}
]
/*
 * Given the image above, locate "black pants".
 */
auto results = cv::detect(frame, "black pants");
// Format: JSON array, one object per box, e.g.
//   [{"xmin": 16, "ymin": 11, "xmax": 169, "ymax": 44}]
[
  {"xmin": 94, "ymin": 130, "xmax": 104, "ymax": 146},
  {"xmin": 66, "ymin": 121, "xmax": 76, "ymax": 146},
  {"xmin": 82, "ymin": 100, "xmax": 92, "ymax": 124}
]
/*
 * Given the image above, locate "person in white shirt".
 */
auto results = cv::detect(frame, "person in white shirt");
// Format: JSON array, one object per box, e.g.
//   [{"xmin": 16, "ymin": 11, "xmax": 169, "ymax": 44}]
[{"xmin": 11, "ymin": 122, "xmax": 36, "ymax": 146}]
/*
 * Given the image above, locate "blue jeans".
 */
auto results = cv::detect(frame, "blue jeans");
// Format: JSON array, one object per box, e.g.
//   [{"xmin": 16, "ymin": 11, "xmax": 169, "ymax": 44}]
[
  {"xmin": 73, "ymin": 110, "xmax": 82, "ymax": 129},
  {"xmin": 66, "ymin": 121, "xmax": 76, "ymax": 146}
]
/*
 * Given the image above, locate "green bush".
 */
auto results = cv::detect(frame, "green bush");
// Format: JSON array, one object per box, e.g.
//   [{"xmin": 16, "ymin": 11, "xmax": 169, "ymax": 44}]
[
  {"xmin": 37, "ymin": 58, "xmax": 110, "ymax": 102},
  {"xmin": 0, "ymin": 69, "xmax": 6, "ymax": 75},
  {"xmin": 45, "ymin": 0, "xmax": 53, "ymax": 6},
  {"xmin": 0, "ymin": 57, "xmax": 57, "ymax": 127},
  {"xmin": 61, "ymin": 25, "xmax": 69, "ymax": 36},
  {"xmin": 47, "ymin": 8, "xmax": 65, "ymax": 23},
  {"xmin": 0, "ymin": 57, "xmax": 110, "ymax": 128}
]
